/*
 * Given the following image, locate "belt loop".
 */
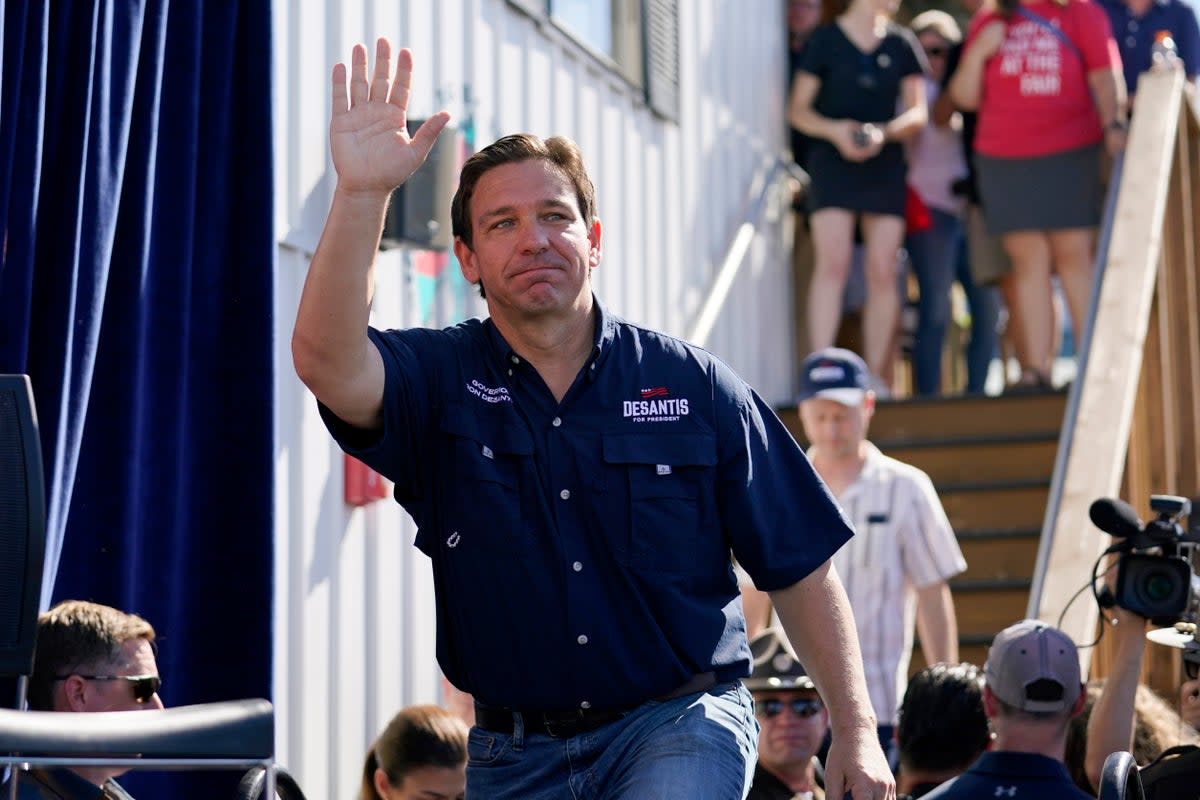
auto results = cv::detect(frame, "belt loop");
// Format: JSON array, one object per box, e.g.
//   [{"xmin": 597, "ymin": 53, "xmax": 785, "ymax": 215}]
[{"xmin": 512, "ymin": 711, "xmax": 525, "ymax": 751}]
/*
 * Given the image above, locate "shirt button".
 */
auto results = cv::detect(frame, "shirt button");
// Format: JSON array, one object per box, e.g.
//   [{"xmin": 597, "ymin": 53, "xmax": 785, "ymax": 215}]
[
  {"xmin": 552, "ymin": 417, "xmax": 562, "ymax": 427},
  {"xmin": 1127, "ymin": 19, "xmax": 1138, "ymax": 31},
  {"xmin": 511, "ymin": 355, "xmax": 520, "ymax": 364},
  {"xmin": 573, "ymin": 561, "xmax": 583, "ymax": 572},
  {"xmin": 560, "ymin": 489, "xmax": 571, "ymax": 500},
  {"xmin": 1126, "ymin": 35, "xmax": 1137, "ymax": 48},
  {"xmin": 577, "ymin": 634, "xmax": 589, "ymax": 645},
  {"xmin": 589, "ymin": 363, "xmax": 596, "ymax": 370},
  {"xmin": 507, "ymin": 369, "xmax": 513, "ymax": 376},
  {"xmin": 580, "ymin": 700, "xmax": 591, "ymax": 709}
]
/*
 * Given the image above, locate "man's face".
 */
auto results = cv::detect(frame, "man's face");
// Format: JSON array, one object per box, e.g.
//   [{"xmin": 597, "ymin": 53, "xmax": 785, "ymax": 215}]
[
  {"xmin": 754, "ymin": 690, "xmax": 829, "ymax": 769},
  {"xmin": 64, "ymin": 638, "xmax": 164, "ymax": 712},
  {"xmin": 454, "ymin": 159, "xmax": 601, "ymax": 323},
  {"xmin": 798, "ymin": 396, "xmax": 872, "ymax": 460}
]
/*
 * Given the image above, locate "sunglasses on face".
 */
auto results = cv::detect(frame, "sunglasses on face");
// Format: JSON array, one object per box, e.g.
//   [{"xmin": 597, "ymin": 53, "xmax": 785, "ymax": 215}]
[
  {"xmin": 924, "ymin": 46, "xmax": 949, "ymax": 58},
  {"xmin": 55, "ymin": 674, "xmax": 163, "ymax": 703},
  {"xmin": 756, "ymin": 697, "xmax": 823, "ymax": 719}
]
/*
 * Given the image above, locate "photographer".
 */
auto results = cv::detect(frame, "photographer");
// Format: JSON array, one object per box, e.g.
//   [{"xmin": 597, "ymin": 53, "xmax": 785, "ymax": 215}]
[{"xmin": 1077, "ymin": 495, "xmax": 1200, "ymax": 794}]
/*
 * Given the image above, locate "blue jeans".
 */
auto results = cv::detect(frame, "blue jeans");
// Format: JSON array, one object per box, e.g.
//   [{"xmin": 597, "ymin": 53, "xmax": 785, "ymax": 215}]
[
  {"xmin": 465, "ymin": 681, "xmax": 759, "ymax": 799},
  {"xmin": 954, "ymin": 232, "xmax": 1000, "ymax": 394},
  {"xmin": 907, "ymin": 208, "xmax": 999, "ymax": 395}
]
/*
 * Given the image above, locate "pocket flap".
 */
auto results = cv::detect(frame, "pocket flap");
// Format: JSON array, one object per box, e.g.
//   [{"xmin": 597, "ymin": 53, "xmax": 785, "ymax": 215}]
[
  {"xmin": 439, "ymin": 405, "xmax": 534, "ymax": 456},
  {"xmin": 602, "ymin": 432, "xmax": 717, "ymax": 467}
]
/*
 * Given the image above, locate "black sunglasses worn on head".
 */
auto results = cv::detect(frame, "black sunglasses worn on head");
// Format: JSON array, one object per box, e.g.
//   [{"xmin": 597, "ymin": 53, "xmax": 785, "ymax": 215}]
[
  {"xmin": 756, "ymin": 697, "xmax": 823, "ymax": 719},
  {"xmin": 54, "ymin": 674, "xmax": 162, "ymax": 703}
]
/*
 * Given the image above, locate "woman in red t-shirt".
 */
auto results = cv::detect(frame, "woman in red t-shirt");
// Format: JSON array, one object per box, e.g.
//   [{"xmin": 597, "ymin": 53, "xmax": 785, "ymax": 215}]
[{"xmin": 950, "ymin": 0, "xmax": 1125, "ymax": 390}]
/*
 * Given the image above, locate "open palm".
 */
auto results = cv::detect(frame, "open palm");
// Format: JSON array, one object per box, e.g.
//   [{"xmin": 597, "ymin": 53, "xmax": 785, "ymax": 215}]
[{"xmin": 329, "ymin": 39, "xmax": 450, "ymax": 195}]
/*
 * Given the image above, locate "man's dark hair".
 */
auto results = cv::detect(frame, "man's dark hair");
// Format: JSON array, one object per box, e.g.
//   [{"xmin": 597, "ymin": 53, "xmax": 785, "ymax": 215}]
[
  {"xmin": 897, "ymin": 662, "xmax": 989, "ymax": 773},
  {"xmin": 27, "ymin": 600, "xmax": 157, "ymax": 711},
  {"xmin": 450, "ymin": 133, "xmax": 597, "ymax": 249}
]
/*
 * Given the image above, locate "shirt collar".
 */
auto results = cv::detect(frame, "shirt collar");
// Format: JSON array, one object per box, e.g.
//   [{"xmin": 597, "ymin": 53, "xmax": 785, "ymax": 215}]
[
  {"xmin": 970, "ymin": 750, "xmax": 1076, "ymax": 780},
  {"xmin": 482, "ymin": 293, "xmax": 616, "ymax": 380}
]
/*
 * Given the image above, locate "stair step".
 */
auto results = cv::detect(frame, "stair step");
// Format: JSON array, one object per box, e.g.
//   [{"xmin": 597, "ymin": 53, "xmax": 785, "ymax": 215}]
[
  {"xmin": 941, "ymin": 483, "xmax": 1049, "ymax": 531},
  {"xmin": 953, "ymin": 582, "xmax": 1031, "ymax": 637},
  {"xmin": 958, "ymin": 532, "xmax": 1040, "ymax": 583},
  {"xmin": 880, "ymin": 436, "xmax": 1058, "ymax": 485},
  {"xmin": 869, "ymin": 391, "xmax": 1067, "ymax": 441},
  {"xmin": 910, "ymin": 643, "xmax": 990, "ymax": 674}
]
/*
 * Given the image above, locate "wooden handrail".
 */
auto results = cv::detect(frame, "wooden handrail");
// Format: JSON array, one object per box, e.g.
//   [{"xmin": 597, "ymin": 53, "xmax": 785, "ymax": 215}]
[{"xmin": 1029, "ymin": 68, "xmax": 1198, "ymax": 691}]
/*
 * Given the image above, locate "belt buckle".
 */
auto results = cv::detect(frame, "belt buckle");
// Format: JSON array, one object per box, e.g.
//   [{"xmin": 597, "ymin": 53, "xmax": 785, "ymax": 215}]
[{"xmin": 541, "ymin": 710, "xmax": 585, "ymax": 739}]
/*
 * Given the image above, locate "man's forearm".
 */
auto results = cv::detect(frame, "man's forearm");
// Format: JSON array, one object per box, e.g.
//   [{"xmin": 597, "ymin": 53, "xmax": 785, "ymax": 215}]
[
  {"xmin": 292, "ymin": 186, "xmax": 390, "ymax": 425},
  {"xmin": 915, "ymin": 582, "xmax": 958, "ymax": 665}
]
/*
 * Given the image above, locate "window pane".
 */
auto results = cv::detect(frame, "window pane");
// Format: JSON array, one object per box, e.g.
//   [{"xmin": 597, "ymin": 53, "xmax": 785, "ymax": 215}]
[{"xmin": 551, "ymin": 0, "xmax": 614, "ymax": 56}]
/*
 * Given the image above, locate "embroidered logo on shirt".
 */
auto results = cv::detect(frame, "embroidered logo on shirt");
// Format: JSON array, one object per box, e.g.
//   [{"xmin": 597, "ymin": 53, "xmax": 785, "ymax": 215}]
[
  {"xmin": 482, "ymin": 445, "xmax": 494, "ymax": 459},
  {"xmin": 466, "ymin": 379, "xmax": 512, "ymax": 403},
  {"xmin": 623, "ymin": 388, "xmax": 690, "ymax": 423},
  {"xmin": 447, "ymin": 532, "xmax": 461, "ymax": 548},
  {"xmin": 994, "ymin": 787, "xmax": 1017, "ymax": 797},
  {"xmin": 656, "ymin": 464, "xmax": 672, "ymax": 476}
]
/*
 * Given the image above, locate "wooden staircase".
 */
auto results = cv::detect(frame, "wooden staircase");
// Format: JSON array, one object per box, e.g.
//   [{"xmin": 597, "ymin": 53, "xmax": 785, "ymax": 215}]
[{"xmin": 779, "ymin": 390, "xmax": 1068, "ymax": 671}]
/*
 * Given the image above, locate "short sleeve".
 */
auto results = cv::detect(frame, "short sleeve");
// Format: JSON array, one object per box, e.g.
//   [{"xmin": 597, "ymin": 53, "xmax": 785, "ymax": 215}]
[
  {"xmin": 798, "ymin": 24, "xmax": 834, "ymax": 80},
  {"xmin": 897, "ymin": 469, "xmax": 967, "ymax": 589},
  {"xmin": 894, "ymin": 26, "xmax": 929, "ymax": 78}
]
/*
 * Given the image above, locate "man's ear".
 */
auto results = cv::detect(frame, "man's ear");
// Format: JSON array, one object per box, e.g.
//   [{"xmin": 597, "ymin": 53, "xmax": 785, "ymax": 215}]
[
  {"xmin": 1070, "ymin": 684, "xmax": 1087, "ymax": 717},
  {"xmin": 587, "ymin": 219, "xmax": 602, "ymax": 268},
  {"xmin": 454, "ymin": 237, "xmax": 480, "ymax": 286},
  {"xmin": 373, "ymin": 767, "xmax": 394, "ymax": 800},
  {"xmin": 982, "ymin": 684, "xmax": 999, "ymax": 718},
  {"xmin": 60, "ymin": 675, "xmax": 89, "ymax": 712}
]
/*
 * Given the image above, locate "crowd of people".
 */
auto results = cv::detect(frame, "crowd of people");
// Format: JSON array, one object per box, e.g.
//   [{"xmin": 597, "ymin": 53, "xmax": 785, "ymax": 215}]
[{"xmin": 786, "ymin": 0, "xmax": 1199, "ymax": 397}]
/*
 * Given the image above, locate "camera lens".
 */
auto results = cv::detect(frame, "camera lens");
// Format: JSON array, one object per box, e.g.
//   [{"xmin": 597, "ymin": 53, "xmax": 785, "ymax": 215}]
[{"xmin": 1140, "ymin": 571, "xmax": 1178, "ymax": 603}]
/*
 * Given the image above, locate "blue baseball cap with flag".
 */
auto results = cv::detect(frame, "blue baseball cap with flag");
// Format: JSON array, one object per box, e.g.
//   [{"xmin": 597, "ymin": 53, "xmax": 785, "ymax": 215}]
[{"xmin": 797, "ymin": 347, "xmax": 870, "ymax": 406}]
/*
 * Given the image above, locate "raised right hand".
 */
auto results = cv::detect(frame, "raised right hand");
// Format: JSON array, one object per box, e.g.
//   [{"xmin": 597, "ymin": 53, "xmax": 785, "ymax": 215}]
[{"xmin": 330, "ymin": 38, "xmax": 451, "ymax": 196}]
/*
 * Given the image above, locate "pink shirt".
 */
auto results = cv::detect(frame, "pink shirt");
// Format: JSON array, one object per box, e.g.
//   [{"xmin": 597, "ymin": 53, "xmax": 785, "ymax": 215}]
[{"xmin": 967, "ymin": 0, "xmax": 1120, "ymax": 158}]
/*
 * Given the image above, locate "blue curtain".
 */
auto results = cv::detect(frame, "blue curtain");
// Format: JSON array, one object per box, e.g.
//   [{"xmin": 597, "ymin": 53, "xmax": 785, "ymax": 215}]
[{"xmin": 1, "ymin": 2, "xmax": 275, "ymax": 798}]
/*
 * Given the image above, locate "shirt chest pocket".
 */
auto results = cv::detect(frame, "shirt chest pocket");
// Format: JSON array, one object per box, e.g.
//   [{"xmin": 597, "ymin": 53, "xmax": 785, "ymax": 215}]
[
  {"xmin": 602, "ymin": 432, "xmax": 722, "ymax": 575},
  {"xmin": 434, "ymin": 409, "xmax": 534, "ymax": 558}
]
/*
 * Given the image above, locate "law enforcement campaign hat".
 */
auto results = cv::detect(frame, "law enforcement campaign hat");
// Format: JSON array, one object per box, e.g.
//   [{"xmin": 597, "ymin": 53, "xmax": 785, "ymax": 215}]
[
  {"xmin": 743, "ymin": 628, "xmax": 816, "ymax": 692},
  {"xmin": 984, "ymin": 619, "xmax": 1082, "ymax": 713}
]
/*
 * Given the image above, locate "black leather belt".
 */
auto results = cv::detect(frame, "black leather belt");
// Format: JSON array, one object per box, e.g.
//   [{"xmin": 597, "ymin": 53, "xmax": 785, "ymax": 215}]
[{"xmin": 473, "ymin": 672, "xmax": 718, "ymax": 739}]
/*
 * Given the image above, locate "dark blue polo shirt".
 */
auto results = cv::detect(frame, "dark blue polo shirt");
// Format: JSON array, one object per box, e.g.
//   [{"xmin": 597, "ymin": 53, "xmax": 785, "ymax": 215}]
[
  {"xmin": 320, "ymin": 298, "xmax": 853, "ymax": 711},
  {"xmin": 922, "ymin": 752, "xmax": 1094, "ymax": 799},
  {"xmin": 1098, "ymin": 0, "xmax": 1200, "ymax": 93}
]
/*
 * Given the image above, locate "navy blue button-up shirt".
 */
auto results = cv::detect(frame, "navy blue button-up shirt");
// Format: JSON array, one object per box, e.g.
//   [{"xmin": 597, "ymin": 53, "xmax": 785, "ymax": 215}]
[
  {"xmin": 922, "ymin": 752, "xmax": 1094, "ymax": 799},
  {"xmin": 1098, "ymin": 0, "xmax": 1200, "ymax": 93},
  {"xmin": 321, "ymin": 299, "xmax": 853, "ymax": 710}
]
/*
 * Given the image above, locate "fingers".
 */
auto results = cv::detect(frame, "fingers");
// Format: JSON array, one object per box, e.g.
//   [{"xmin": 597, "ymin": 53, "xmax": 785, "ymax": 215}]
[
  {"xmin": 349, "ymin": 42, "xmax": 369, "ymax": 108},
  {"xmin": 410, "ymin": 111, "xmax": 452, "ymax": 158},
  {"xmin": 370, "ymin": 37, "xmax": 393, "ymax": 103},
  {"xmin": 331, "ymin": 62, "xmax": 348, "ymax": 116},
  {"xmin": 389, "ymin": 47, "xmax": 414, "ymax": 112}
]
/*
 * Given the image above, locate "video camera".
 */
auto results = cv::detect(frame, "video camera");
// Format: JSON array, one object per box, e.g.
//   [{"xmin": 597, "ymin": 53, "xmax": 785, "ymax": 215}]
[{"xmin": 1089, "ymin": 495, "xmax": 1200, "ymax": 625}]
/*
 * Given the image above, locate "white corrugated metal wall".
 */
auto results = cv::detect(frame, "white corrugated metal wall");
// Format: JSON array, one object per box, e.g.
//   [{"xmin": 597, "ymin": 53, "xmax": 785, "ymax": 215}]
[{"xmin": 272, "ymin": 1, "xmax": 789, "ymax": 796}]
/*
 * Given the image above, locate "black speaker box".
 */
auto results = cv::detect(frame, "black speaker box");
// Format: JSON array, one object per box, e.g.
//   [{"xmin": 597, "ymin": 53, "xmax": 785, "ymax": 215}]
[
  {"xmin": 0, "ymin": 375, "xmax": 46, "ymax": 678},
  {"xmin": 380, "ymin": 121, "xmax": 460, "ymax": 251}
]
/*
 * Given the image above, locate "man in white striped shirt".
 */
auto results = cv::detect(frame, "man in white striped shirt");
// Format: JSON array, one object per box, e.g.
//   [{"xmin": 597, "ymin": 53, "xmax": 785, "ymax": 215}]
[{"xmin": 795, "ymin": 347, "xmax": 965, "ymax": 770}]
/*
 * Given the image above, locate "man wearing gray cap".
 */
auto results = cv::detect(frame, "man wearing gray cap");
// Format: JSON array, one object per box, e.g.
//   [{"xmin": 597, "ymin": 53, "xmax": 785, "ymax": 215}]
[
  {"xmin": 745, "ymin": 628, "xmax": 830, "ymax": 800},
  {"xmin": 923, "ymin": 619, "xmax": 1091, "ymax": 799}
]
